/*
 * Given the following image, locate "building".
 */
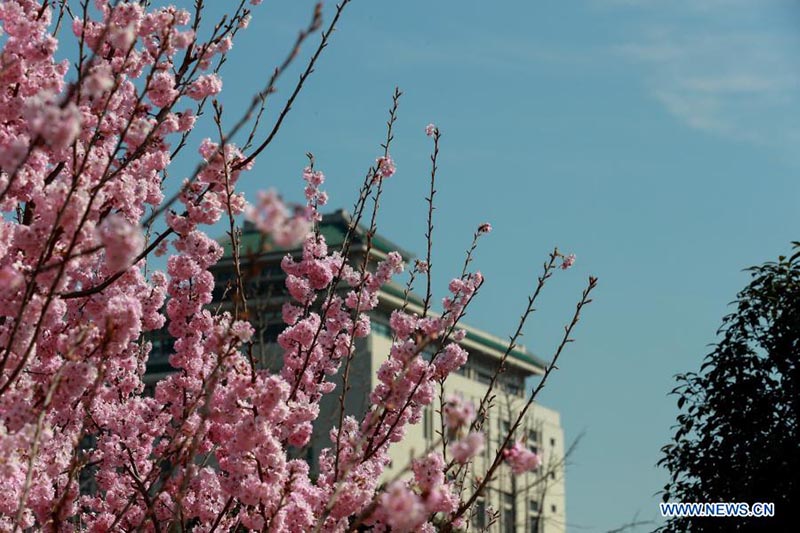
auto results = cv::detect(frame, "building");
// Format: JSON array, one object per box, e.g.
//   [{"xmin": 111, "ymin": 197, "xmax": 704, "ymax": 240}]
[{"xmin": 146, "ymin": 210, "xmax": 566, "ymax": 532}]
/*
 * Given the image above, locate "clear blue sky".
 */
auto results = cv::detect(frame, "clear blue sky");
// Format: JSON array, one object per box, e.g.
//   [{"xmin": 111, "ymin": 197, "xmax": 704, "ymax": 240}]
[{"xmin": 172, "ymin": 1, "xmax": 800, "ymax": 530}]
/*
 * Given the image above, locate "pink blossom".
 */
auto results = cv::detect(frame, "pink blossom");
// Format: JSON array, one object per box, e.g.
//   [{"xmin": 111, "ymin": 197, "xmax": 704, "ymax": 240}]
[
  {"xmin": 443, "ymin": 393, "xmax": 475, "ymax": 430},
  {"xmin": 378, "ymin": 481, "xmax": 426, "ymax": 533},
  {"xmin": 186, "ymin": 73, "xmax": 222, "ymax": 100},
  {"xmin": 109, "ymin": 23, "xmax": 136, "ymax": 49},
  {"xmin": 148, "ymin": 70, "xmax": 178, "ymax": 107},
  {"xmin": 561, "ymin": 253, "xmax": 576, "ymax": 270},
  {"xmin": 434, "ymin": 342, "xmax": 469, "ymax": 379},
  {"xmin": 503, "ymin": 441, "xmax": 542, "ymax": 475},
  {"xmin": 450, "ymin": 431, "xmax": 485, "ymax": 463},
  {"xmin": 0, "ymin": 265, "xmax": 24, "ymax": 294},
  {"xmin": 178, "ymin": 109, "xmax": 197, "ymax": 131},
  {"xmin": 389, "ymin": 310, "xmax": 418, "ymax": 339},
  {"xmin": 425, "ymin": 123, "xmax": 436, "ymax": 136},
  {"xmin": 375, "ymin": 155, "xmax": 396, "ymax": 181},
  {"xmin": 478, "ymin": 222, "xmax": 492, "ymax": 234},
  {"xmin": 84, "ymin": 64, "xmax": 114, "ymax": 97},
  {"xmin": 98, "ymin": 214, "xmax": 144, "ymax": 271},
  {"xmin": 38, "ymin": 102, "xmax": 82, "ymax": 149},
  {"xmin": 245, "ymin": 190, "xmax": 311, "ymax": 248}
]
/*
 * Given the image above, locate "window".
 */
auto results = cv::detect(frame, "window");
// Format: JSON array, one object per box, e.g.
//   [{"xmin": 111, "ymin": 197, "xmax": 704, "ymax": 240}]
[
  {"xmin": 262, "ymin": 323, "xmax": 285, "ymax": 343},
  {"xmin": 528, "ymin": 429, "xmax": 539, "ymax": 444},
  {"xmin": 500, "ymin": 420, "xmax": 511, "ymax": 439},
  {"xmin": 551, "ymin": 504, "xmax": 557, "ymax": 513},
  {"xmin": 475, "ymin": 368, "xmax": 493, "ymax": 385},
  {"xmin": 483, "ymin": 416, "xmax": 492, "ymax": 461},
  {"xmin": 501, "ymin": 374, "xmax": 524, "ymax": 396},
  {"xmin": 502, "ymin": 492, "xmax": 515, "ymax": 533},
  {"xmin": 473, "ymin": 497, "xmax": 486, "ymax": 530},
  {"xmin": 550, "ymin": 437, "xmax": 556, "ymax": 447},
  {"xmin": 504, "ymin": 508, "xmax": 516, "ymax": 533},
  {"xmin": 528, "ymin": 499, "xmax": 541, "ymax": 531},
  {"xmin": 423, "ymin": 405, "xmax": 433, "ymax": 440},
  {"xmin": 371, "ymin": 320, "xmax": 392, "ymax": 338}
]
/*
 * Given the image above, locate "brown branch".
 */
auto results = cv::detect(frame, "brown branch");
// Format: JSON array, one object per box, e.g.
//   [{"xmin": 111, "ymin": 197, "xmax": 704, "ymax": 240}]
[
  {"xmin": 422, "ymin": 127, "xmax": 440, "ymax": 318},
  {"xmin": 234, "ymin": 0, "xmax": 350, "ymax": 170}
]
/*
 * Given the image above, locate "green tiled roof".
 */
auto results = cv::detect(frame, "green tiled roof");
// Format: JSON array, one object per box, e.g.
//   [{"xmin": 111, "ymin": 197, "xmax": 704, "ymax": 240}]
[{"xmin": 463, "ymin": 328, "xmax": 546, "ymax": 370}]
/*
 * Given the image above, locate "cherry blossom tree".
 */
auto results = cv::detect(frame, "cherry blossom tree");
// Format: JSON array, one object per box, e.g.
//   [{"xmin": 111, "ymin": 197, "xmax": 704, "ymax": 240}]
[{"xmin": 0, "ymin": 1, "xmax": 596, "ymax": 531}]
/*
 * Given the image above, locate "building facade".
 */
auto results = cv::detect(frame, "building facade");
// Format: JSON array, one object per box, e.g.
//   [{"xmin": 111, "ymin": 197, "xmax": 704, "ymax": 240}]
[{"xmin": 146, "ymin": 211, "xmax": 566, "ymax": 532}]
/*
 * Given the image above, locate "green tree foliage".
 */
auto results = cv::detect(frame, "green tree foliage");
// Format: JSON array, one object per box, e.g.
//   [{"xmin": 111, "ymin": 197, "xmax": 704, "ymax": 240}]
[{"xmin": 659, "ymin": 244, "xmax": 800, "ymax": 532}]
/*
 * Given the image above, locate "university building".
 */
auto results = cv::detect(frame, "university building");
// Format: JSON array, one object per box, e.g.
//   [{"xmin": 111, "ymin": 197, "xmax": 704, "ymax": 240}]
[{"xmin": 146, "ymin": 210, "xmax": 566, "ymax": 533}]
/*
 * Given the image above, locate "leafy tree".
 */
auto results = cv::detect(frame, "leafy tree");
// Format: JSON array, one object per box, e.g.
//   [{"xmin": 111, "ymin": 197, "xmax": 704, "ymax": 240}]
[{"xmin": 659, "ymin": 244, "xmax": 800, "ymax": 532}]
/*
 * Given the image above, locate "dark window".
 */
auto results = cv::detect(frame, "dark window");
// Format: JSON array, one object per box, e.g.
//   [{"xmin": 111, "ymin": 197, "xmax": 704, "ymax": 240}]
[
  {"xmin": 372, "ymin": 320, "xmax": 392, "ymax": 338},
  {"xmin": 476, "ymin": 369, "xmax": 493, "ymax": 385},
  {"xmin": 262, "ymin": 323, "xmax": 285, "ymax": 343},
  {"xmin": 502, "ymin": 492, "xmax": 515, "ymax": 533},
  {"xmin": 528, "ymin": 514, "xmax": 540, "ymax": 533},
  {"xmin": 473, "ymin": 498, "xmax": 486, "ymax": 530},
  {"xmin": 423, "ymin": 405, "xmax": 433, "ymax": 440},
  {"xmin": 505, "ymin": 382, "xmax": 522, "ymax": 396},
  {"xmin": 500, "ymin": 419, "xmax": 513, "ymax": 446},
  {"xmin": 503, "ymin": 508, "xmax": 515, "ymax": 533},
  {"xmin": 483, "ymin": 417, "xmax": 492, "ymax": 460}
]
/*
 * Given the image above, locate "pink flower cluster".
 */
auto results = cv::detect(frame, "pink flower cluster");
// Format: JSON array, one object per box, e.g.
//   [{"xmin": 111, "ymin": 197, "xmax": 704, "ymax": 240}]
[
  {"xmin": 244, "ymin": 165, "xmax": 328, "ymax": 248},
  {"xmin": 245, "ymin": 190, "xmax": 312, "ymax": 248},
  {"xmin": 302, "ymin": 165, "xmax": 329, "ymax": 220},
  {"xmin": 375, "ymin": 155, "xmax": 396, "ymax": 181},
  {"xmin": 450, "ymin": 431, "xmax": 485, "ymax": 464},
  {"xmin": 503, "ymin": 441, "xmax": 543, "ymax": 475},
  {"xmin": 97, "ymin": 214, "xmax": 144, "ymax": 272},
  {"xmin": 372, "ymin": 452, "xmax": 459, "ymax": 532},
  {"xmin": 443, "ymin": 393, "xmax": 476, "ymax": 430}
]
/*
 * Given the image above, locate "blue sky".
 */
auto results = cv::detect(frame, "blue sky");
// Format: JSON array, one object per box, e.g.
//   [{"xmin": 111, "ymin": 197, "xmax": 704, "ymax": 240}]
[{"xmin": 171, "ymin": 1, "xmax": 800, "ymax": 530}]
